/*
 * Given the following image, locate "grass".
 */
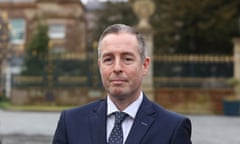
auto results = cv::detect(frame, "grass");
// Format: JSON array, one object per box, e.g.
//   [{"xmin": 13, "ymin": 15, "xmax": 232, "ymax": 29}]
[
  {"xmin": 0, "ymin": 101, "xmax": 75, "ymax": 112},
  {"xmin": 0, "ymin": 101, "xmax": 10, "ymax": 109}
]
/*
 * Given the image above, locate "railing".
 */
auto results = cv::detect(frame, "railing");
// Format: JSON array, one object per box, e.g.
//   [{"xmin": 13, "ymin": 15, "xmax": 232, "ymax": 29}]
[
  {"xmin": 154, "ymin": 54, "xmax": 233, "ymax": 88},
  {"xmin": 13, "ymin": 54, "xmax": 234, "ymax": 89}
]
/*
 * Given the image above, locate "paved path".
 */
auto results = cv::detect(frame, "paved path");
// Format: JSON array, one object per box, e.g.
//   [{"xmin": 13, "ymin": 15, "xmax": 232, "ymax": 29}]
[
  {"xmin": 190, "ymin": 115, "xmax": 240, "ymax": 144},
  {"xmin": 0, "ymin": 110, "xmax": 59, "ymax": 136},
  {"xmin": 0, "ymin": 109, "xmax": 240, "ymax": 144},
  {"xmin": 0, "ymin": 110, "xmax": 59, "ymax": 144}
]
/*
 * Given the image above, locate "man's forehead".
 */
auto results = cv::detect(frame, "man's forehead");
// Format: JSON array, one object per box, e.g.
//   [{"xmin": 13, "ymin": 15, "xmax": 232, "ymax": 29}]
[
  {"xmin": 100, "ymin": 33, "xmax": 138, "ymax": 49},
  {"xmin": 99, "ymin": 32, "xmax": 140, "ymax": 56},
  {"xmin": 102, "ymin": 32, "xmax": 137, "ymax": 42}
]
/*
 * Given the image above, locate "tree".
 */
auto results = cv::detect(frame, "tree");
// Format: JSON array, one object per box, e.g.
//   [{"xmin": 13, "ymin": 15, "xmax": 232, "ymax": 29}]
[
  {"xmin": 21, "ymin": 24, "xmax": 49, "ymax": 75},
  {"xmin": 151, "ymin": 0, "xmax": 240, "ymax": 54},
  {"xmin": 91, "ymin": 1, "xmax": 138, "ymax": 44},
  {"xmin": 93, "ymin": 0, "xmax": 240, "ymax": 54}
]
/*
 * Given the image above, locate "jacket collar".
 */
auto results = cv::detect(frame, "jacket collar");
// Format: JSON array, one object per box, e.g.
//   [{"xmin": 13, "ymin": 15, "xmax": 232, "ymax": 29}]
[
  {"xmin": 125, "ymin": 95, "xmax": 156, "ymax": 144},
  {"xmin": 89, "ymin": 100, "xmax": 107, "ymax": 144},
  {"xmin": 88, "ymin": 95, "xmax": 156, "ymax": 144}
]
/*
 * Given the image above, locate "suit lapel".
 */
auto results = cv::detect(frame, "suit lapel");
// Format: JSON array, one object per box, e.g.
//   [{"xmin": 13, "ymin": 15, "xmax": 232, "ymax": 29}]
[
  {"xmin": 125, "ymin": 96, "xmax": 156, "ymax": 144},
  {"xmin": 88, "ymin": 100, "xmax": 107, "ymax": 144}
]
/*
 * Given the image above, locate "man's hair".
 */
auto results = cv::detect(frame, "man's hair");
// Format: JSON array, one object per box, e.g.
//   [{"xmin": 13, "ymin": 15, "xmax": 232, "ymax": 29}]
[{"xmin": 97, "ymin": 24, "xmax": 147, "ymax": 61}]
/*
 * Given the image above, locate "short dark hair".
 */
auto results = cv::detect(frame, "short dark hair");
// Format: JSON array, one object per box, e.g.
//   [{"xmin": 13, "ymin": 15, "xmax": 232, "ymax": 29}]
[{"xmin": 98, "ymin": 24, "xmax": 146, "ymax": 61}]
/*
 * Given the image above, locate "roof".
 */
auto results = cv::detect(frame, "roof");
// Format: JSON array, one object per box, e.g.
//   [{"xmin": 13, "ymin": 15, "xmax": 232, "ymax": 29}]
[
  {"xmin": 0, "ymin": 0, "xmax": 35, "ymax": 3},
  {"xmin": 0, "ymin": 0, "xmax": 82, "ymax": 3}
]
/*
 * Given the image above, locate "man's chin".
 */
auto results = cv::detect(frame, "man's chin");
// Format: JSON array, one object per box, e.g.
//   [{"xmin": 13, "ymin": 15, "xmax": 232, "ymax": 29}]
[{"xmin": 109, "ymin": 90, "xmax": 127, "ymax": 98}]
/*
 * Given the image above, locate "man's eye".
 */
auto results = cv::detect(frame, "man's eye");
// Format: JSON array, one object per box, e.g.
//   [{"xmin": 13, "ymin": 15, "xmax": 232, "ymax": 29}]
[
  {"xmin": 103, "ymin": 58, "xmax": 113, "ymax": 64},
  {"xmin": 125, "ymin": 58, "xmax": 133, "ymax": 61},
  {"xmin": 124, "ymin": 57, "xmax": 134, "ymax": 64}
]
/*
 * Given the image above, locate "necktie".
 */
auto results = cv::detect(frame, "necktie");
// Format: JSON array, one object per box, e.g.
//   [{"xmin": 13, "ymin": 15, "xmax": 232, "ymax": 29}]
[{"xmin": 108, "ymin": 112, "xmax": 128, "ymax": 144}]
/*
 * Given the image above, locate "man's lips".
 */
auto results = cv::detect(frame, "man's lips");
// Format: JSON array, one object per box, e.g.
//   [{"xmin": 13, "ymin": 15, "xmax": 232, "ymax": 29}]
[{"xmin": 110, "ymin": 79, "xmax": 127, "ymax": 84}]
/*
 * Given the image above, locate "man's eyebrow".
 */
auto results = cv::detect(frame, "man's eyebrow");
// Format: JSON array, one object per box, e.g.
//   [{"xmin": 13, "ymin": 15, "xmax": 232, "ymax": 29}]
[
  {"xmin": 122, "ymin": 52, "xmax": 135, "ymax": 56},
  {"xmin": 101, "ymin": 51, "xmax": 135, "ymax": 58},
  {"xmin": 121, "ymin": 52, "xmax": 134, "ymax": 57},
  {"xmin": 101, "ymin": 52, "xmax": 113, "ymax": 57}
]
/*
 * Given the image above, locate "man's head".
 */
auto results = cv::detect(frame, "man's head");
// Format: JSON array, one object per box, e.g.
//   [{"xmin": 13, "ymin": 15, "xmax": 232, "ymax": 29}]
[
  {"xmin": 97, "ymin": 24, "xmax": 150, "ymax": 105},
  {"xmin": 98, "ymin": 24, "xmax": 147, "ymax": 62}
]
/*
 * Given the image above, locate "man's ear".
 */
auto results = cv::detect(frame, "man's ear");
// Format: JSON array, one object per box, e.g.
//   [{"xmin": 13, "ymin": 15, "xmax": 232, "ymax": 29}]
[{"xmin": 143, "ymin": 57, "xmax": 150, "ymax": 75}]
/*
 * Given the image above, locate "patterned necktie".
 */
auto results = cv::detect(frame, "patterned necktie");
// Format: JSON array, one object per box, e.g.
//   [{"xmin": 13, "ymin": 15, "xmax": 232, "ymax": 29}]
[{"xmin": 108, "ymin": 112, "xmax": 128, "ymax": 144}]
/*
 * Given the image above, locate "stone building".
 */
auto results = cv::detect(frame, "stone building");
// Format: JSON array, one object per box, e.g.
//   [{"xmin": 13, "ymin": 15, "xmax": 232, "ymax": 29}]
[
  {"xmin": 0, "ymin": 0, "xmax": 86, "ymax": 99},
  {"xmin": 0, "ymin": 0, "xmax": 86, "ymax": 56}
]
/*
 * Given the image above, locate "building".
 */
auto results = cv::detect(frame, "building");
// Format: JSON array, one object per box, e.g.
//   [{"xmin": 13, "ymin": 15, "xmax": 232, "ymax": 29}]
[
  {"xmin": 0, "ymin": 0, "xmax": 86, "ymax": 55},
  {"xmin": 0, "ymin": 0, "xmax": 86, "ymax": 97}
]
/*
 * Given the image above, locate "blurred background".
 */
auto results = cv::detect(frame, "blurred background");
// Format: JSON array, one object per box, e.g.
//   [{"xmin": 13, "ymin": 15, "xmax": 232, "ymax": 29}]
[{"xmin": 0, "ymin": 0, "xmax": 240, "ymax": 143}]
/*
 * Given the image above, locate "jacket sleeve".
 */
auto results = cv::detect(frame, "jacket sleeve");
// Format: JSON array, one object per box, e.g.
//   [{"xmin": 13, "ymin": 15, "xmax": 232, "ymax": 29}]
[
  {"xmin": 171, "ymin": 118, "xmax": 192, "ymax": 144},
  {"xmin": 52, "ymin": 111, "xmax": 68, "ymax": 144}
]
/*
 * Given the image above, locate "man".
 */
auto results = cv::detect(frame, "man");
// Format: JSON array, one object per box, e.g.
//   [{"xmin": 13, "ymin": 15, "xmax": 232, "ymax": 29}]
[{"xmin": 53, "ymin": 24, "xmax": 192, "ymax": 144}]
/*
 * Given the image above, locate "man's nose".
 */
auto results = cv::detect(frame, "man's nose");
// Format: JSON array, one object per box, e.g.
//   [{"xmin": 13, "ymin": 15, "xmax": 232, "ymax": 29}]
[{"xmin": 113, "ymin": 59, "xmax": 123, "ymax": 73}]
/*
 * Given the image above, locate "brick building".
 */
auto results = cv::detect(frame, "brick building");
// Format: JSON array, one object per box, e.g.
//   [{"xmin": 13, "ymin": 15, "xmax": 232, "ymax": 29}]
[
  {"xmin": 0, "ymin": 0, "xmax": 86, "ymax": 56},
  {"xmin": 0, "ymin": 0, "xmax": 86, "ymax": 98}
]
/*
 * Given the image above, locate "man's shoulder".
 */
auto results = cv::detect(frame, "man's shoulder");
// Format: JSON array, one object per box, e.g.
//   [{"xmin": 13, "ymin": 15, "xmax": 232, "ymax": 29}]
[
  {"xmin": 63, "ymin": 99, "xmax": 105, "ymax": 115},
  {"xmin": 150, "ymin": 101, "xmax": 189, "ymax": 121},
  {"xmin": 142, "ymin": 96, "xmax": 185, "ymax": 118}
]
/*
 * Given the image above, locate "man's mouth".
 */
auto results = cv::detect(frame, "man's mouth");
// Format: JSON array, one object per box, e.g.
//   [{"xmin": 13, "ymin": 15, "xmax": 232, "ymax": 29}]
[{"xmin": 110, "ymin": 79, "xmax": 127, "ymax": 84}]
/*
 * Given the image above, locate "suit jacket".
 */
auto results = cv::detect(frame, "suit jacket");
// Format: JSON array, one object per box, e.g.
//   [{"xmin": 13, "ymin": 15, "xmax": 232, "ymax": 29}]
[{"xmin": 53, "ymin": 95, "xmax": 192, "ymax": 144}]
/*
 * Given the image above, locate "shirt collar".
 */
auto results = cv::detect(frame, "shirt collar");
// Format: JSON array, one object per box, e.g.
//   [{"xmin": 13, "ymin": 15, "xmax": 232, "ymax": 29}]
[{"xmin": 107, "ymin": 92, "xmax": 143, "ymax": 119}]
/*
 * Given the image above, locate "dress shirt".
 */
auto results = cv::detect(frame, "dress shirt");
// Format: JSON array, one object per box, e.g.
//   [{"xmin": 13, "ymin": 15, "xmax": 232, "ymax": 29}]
[{"xmin": 107, "ymin": 92, "xmax": 143, "ymax": 143}]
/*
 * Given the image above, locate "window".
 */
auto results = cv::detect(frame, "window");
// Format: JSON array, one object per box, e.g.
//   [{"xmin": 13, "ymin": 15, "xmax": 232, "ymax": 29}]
[
  {"xmin": 9, "ymin": 19, "xmax": 26, "ymax": 44},
  {"xmin": 48, "ymin": 24, "xmax": 65, "ymax": 39},
  {"xmin": 52, "ymin": 46, "xmax": 66, "ymax": 54}
]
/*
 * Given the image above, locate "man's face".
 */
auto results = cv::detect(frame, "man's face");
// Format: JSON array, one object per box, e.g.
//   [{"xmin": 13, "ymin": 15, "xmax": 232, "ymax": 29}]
[{"xmin": 98, "ymin": 32, "xmax": 150, "ymax": 100}]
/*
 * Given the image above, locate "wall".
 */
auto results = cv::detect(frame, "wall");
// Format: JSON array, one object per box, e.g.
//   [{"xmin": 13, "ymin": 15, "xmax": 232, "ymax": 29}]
[
  {"xmin": 155, "ymin": 88, "xmax": 233, "ymax": 114},
  {"xmin": 11, "ymin": 87, "xmax": 105, "ymax": 106},
  {"xmin": 11, "ymin": 86, "xmax": 233, "ymax": 114}
]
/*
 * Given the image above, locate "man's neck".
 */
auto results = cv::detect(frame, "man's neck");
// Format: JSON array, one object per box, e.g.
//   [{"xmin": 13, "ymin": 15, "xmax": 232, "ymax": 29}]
[{"xmin": 108, "ymin": 92, "xmax": 142, "ymax": 111}]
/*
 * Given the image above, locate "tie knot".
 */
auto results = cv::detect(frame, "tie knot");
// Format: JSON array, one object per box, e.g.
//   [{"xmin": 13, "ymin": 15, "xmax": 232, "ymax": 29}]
[{"xmin": 114, "ymin": 112, "xmax": 128, "ymax": 124}]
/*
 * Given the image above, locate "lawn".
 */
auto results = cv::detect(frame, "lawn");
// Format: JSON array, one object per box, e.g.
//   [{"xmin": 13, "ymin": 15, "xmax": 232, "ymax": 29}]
[{"xmin": 0, "ymin": 101, "xmax": 74, "ymax": 112}]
